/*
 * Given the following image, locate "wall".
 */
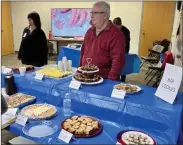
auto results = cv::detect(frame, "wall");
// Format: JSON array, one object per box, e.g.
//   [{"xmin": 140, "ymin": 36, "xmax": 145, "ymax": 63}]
[
  {"xmin": 11, "ymin": 1, "xmax": 143, "ymax": 54},
  {"xmin": 171, "ymin": 2, "xmax": 182, "ymax": 66}
]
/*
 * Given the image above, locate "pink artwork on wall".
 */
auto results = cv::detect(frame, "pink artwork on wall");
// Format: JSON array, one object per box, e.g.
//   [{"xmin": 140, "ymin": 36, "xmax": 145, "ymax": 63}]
[
  {"xmin": 51, "ymin": 8, "xmax": 91, "ymax": 36},
  {"xmin": 75, "ymin": 9, "xmax": 87, "ymax": 27},
  {"xmin": 54, "ymin": 20, "xmax": 65, "ymax": 29},
  {"xmin": 60, "ymin": 8, "xmax": 71, "ymax": 13},
  {"xmin": 51, "ymin": 8, "xmax": 57, "ymax": 19},
  {"xmin": 58, "ymin": 8, "xmax": 91, "ymax": 27}
]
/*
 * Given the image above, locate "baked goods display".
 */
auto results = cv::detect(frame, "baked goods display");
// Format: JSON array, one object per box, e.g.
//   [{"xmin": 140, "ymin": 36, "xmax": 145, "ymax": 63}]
[
  {"xmin": 12, "ymin": 65, "xmax": 35, "ymax": 72},
  {"xmin": 21, "ymin": 104, "xmax": 57, "ymax": 120},
  {"xmin": 73, "ymin": 64, "xmax": 103, "ymax": 84},
  {"xmin": 78, "ymin": 64, "xmax": 99, "ymax": 73},
  {"xmin": 73, "ymin": 73, "xmax": 101, "ymax": 83},
  {"xmin": 79, "ymin": 64, "xmax": 99, "ymax": 72},
  {"xmin": 36, "ymin": 68, "xmax": 72, "ymax": 78},
  {"xmin": 61, "ymin": 116, "xmax": 102, "ymax": 137},
  {"xmin": 117, "ymin": 130, "xmax": 156, "ymax": 145},
  {"xmin": 7, "ymin": 93, "xmax": 36, "ymax": 108},
  {"xmin": 114, "ymin": 84, "xmax": 140, "ymax": 93}
]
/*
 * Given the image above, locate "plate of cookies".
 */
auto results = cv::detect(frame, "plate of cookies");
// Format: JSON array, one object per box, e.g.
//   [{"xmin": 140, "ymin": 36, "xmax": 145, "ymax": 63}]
[
  {"xmin": 117, "ymin": 130, "xmax": 156, "ymax": 145},
  {"xmin": 114, "ymin": 83, "xmax": 141, "ymax": 94},
  {"xmin": 61, "ymin": 115, "xmax": 103, "ymax": 138}
]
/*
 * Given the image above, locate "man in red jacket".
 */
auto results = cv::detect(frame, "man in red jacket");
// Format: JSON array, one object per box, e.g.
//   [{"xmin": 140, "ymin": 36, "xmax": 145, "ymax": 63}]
[{"xmin": 79, "ymin": 1, "xmax": 125, "ymax": 81}]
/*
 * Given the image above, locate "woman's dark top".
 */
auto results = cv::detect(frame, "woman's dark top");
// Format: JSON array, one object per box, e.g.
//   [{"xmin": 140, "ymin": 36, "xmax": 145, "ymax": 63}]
[{"xmin": 18, "ymin": 27, "xmax": 48, "ymax": 67}]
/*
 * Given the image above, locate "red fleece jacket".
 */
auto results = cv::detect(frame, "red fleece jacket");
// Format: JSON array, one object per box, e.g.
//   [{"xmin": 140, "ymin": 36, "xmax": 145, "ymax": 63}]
[{"xmin": 79, "ymin": 24, "xmax": 125, "ymax": 81}]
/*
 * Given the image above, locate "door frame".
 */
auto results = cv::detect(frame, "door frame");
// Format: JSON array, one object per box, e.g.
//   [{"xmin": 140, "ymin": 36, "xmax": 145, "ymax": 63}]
[
  {"xmin": 1, "ymin": 1, "xmax": 14, "ymax": 56},
  {"xmin": 138, "ymin": 2, "xmax": 144, "ymax": 56},
  {"xmin": 138, "ymin": 2, "xmax": 176, "ymax": 57}
]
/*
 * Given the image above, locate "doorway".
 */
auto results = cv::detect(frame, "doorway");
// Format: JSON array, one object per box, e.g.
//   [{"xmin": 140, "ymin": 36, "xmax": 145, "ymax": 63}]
[
  {"xmin": 2, "ymin": 1, "xmax": 14, "ymax": 56},
  {"xmin": 139, "ymin": 2, "xmax": 176, "ymax": 57}
]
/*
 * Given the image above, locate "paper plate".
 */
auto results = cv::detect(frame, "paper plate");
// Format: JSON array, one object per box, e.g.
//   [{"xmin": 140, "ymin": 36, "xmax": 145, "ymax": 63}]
[
  {"xmin": 117, "ymin": 130, "xmax": 156, "ymax": 145},
  {"xmin": 22, "ymin": 121, "xmax": 58, "ymax": 138},
  {"xmin": 21, "ymin": 104, "xmax": 57, "ymax": 120},
  {"xmin": 114, "ymin": 84, "xmax": 142, "ymax": 94},
  {"xmin": 72, "ymin": 77, "xmax": 104, "ymax": 85}
]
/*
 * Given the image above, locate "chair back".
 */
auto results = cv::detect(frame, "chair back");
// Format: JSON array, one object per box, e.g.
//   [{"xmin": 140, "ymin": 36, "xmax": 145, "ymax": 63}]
[
  {"xmin": 160, "ymin": 39, "xmax": 171, "ymax": 53},
  {"xmin": 162, "ymin": 51, "xmax": 174, "ymax": 69},
  {"xmin": 152, "ymin": 45, "xmax": 164, "ymax": 53}
]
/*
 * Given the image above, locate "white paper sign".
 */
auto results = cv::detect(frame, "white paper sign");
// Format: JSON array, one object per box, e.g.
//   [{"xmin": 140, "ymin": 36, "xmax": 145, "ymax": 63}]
[
  {"xmin": 2, "ymin": 108, "xmax": 18, "ymax": 128},
  {"xmin": 111, "ymin": 89, "xmax": 126, "ymax": 99},
  {"xmin": 155, "ymin": 63, "xmax": 182, "ymax": 104},
  {"xmin": 15, "ymin": 114, "xmax": 28, "ymax": 126},
  {"xmin": 35, "ymin": 73, "xmax": 44, "ymax": 80},
  {"xmin": 2, "ymin": 113, "xmax": 16, "ymax": 127},
  {"xmin": 58, "ymin": 129, "xmax": 73, "ymax": 144},
  {"xmin": 69, "ymin": 81, "xmax": 81, "ymax": 90},
  {"xmin": 5, "ymin": 108, "xmax": 18, "ymax": 116}
]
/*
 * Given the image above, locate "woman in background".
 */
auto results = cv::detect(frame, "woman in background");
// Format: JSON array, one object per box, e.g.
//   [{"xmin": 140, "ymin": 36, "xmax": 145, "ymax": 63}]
[
  {"xmin": 113, "ymin": 17, "xmax": 131, "ymax": 82},
  {"xmin": 18, "ymin": 12, "xmax": 48, "ymax": 67}
]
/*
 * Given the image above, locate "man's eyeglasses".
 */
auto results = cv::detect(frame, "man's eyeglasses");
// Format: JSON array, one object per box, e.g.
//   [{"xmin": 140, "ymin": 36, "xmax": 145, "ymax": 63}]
[{"xmin": 90, "ymin": 12, "xmax": 105, "ymax": 15}]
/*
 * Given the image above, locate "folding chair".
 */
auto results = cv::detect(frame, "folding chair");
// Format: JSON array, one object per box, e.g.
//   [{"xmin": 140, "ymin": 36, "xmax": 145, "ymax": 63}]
[
  {"xmin": 146, "ymin": 51, "xmax": 174, "ymax": 86},
  {"xmin": 140, "ymin": 45, "xmax": 164, "ymax": 68}
]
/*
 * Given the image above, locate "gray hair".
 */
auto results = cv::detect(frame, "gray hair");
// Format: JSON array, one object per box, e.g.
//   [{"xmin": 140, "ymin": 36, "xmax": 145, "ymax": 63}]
[{"xmin": 94, "ymin": 1, "xmax": 110, "ymax": 18}]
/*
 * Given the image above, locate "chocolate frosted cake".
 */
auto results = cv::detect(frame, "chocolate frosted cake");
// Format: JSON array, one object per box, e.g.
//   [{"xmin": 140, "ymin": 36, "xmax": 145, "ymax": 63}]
[
  {"xmin": 80, "ymin": 64, "xmax": 98, "ymax": 71},
  {"xmin": 74, "ymin": 73, "xmax": 100, "ymax": 83},
  {"xmin": 74, "ymin": 64, "xmax": 103, "ymax": 84}
]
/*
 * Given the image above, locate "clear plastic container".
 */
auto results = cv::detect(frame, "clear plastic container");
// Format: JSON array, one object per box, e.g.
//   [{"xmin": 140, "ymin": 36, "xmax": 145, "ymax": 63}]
[{"xmin": 63, "ymin": 93, "xmax": 71, "ymax": 117}]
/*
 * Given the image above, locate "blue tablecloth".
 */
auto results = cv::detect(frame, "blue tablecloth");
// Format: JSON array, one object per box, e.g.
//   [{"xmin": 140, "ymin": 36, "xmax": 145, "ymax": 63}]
[
  {"xmin": 57, "ymin": 47, "xmax": 141, "ymax": 75},
  {"xmin": 1, "ymin": 72, "xmax": 183, "ymax": 144},
  {"xmin": 1, "ymin": 70, "xmax": 71, "ymax": 102}
]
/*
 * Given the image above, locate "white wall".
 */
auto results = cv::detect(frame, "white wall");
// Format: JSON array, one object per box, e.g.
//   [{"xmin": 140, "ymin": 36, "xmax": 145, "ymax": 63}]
[
  {"xmin": 11, "ymin": 1, "xmax": 143, "ymax": 54},
  {"xmin": 171, "ymin": 2, "xmax": 182, "ymax": 66}
]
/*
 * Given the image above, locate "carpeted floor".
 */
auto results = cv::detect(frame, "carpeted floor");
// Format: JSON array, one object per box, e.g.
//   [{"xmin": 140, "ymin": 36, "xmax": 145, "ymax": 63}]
[{"xmin": 1, "ymin": 53, "xmax": 160, "ymax": 144}]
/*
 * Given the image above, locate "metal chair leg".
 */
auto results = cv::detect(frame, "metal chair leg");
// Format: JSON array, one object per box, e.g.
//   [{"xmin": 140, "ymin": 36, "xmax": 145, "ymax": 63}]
[
  {"xmin": 147, "ymin": 70, "xmax": 159, "ymax": 85},
  {"xmin": 152, "ymin": 71, "xmax": 163, "ymax": 87},
  {"xmin": 145, "ymin": 69, "xmax": 151, "ymax": 75},
  {"xmin": 140, "ymin": 60, "xmax": 146, "ymax": 68},
  {"xmin": 145, "ymin": 69, "xmax": 153, "ymax": 80}
]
